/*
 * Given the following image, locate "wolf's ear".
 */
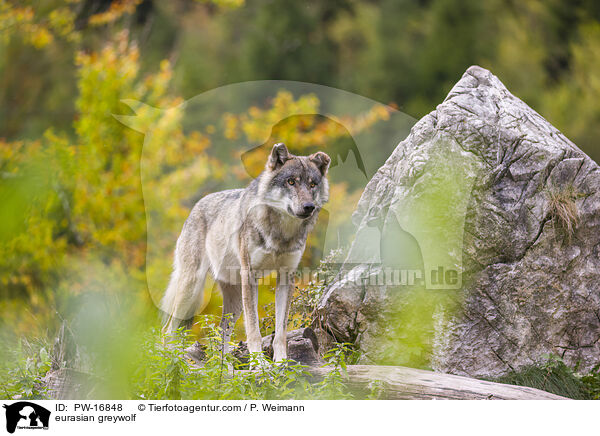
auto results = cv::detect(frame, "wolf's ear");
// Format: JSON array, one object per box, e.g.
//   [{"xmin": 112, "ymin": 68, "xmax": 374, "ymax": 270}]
[
  {"xmin": 267, "ymin": 143, "xmax": 291, "ymax": 171},
  {"xmin": 310, "ymin": 151, "xmax": 331, "ymax": 175}
]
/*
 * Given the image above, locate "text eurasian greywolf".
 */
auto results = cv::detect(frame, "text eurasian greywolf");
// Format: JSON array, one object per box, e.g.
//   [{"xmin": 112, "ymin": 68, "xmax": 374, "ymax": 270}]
[{"xmin": 161, "ymin": 143, "xmax": 330, "ymax": 361}]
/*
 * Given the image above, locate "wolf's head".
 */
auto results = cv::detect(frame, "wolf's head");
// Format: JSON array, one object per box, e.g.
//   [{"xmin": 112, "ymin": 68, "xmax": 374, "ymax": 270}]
[{"xmin": 258, "ymin": 143, "xmax": 330, "ymax": 219}]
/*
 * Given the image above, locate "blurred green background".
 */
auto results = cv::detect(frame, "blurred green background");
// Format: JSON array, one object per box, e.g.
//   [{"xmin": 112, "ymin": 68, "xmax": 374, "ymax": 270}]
[{"xmin": 1, "ymin": 0, "xmax": 600, "ymax": 396}]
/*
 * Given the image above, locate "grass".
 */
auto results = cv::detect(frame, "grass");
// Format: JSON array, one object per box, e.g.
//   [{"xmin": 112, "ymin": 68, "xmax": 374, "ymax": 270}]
[
  {"xmin": 492, "ymin": 354, "xmax": 600, "ymax": 400},
  {"xmin": 547, "ymin": 184, "xmax": 581, "ymax": 241}
]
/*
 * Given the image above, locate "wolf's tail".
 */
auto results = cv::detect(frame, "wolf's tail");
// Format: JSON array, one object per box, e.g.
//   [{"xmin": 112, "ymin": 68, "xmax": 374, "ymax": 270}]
[{"xmin": 160, "ymin": 256, "xmax": 209, "ymax": 335}]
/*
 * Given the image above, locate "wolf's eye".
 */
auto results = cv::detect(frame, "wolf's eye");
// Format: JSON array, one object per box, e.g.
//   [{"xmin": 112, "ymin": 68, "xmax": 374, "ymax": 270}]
[
  {"xmin": 310, "ymin": 181, "xmax": 316, "ymax": 188},
  {"xmin": 287, "ymin": 178, "xmax": 295, "ymax": 186}
]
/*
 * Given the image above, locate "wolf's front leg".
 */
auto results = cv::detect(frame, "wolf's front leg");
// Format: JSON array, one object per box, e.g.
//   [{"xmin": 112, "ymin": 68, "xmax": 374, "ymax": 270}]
[
  {"xmin": 240, "ymin": 260, "xmax": 262, "ymax": 354},
  {"xmin": 273, "ymin": 270, "xmax": 294, "ymax": 362}
]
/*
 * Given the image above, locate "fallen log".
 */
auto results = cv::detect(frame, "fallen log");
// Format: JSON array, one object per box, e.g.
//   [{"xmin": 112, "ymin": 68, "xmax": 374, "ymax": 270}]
[
  {"xmin": 42, "ymin": 363, "xmax": 568, "ymax": 400},
  {"xmin": 306, "ymin": 365, "xmax": 569, "ymax": 400},
  {"xmin": 43, "ymin": 368, "xmax": 102, "ymax": 400}
]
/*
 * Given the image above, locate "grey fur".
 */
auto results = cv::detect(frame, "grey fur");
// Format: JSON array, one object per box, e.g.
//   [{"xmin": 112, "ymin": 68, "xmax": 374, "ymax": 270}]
[{"xmin": 161, "ymin": 143, "xmax": 330, "ymax": 361}]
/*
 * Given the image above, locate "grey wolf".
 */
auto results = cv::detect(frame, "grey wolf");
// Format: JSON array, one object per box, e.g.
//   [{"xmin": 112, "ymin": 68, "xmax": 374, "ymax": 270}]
[{"xmin": 161, "ymin": 143, "xmax": 330, "ymax": 361}]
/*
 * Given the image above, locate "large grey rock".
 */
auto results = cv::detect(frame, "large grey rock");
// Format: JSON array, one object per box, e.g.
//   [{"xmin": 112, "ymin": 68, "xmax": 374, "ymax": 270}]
[{"xmin": 317, "ymin": 65, "xmax": 600, "ymax": 378}]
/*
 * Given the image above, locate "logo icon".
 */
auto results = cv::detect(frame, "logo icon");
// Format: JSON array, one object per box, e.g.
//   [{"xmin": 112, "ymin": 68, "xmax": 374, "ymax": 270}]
[{"xmin": 3, "ymin": 402, "xmax": 50, "ymax": 434}]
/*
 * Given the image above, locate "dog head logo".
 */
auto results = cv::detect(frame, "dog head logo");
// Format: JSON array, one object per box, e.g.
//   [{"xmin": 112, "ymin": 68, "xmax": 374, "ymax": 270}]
[{"xmin": 3, "ymin": 402, "xmax": 50, "ymax": 433}]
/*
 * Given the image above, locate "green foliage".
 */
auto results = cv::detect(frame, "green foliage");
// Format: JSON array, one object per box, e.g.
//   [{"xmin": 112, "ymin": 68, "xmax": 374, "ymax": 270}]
[
  {"xmin": 0, "ymin": 1, "xmax": 80, "ymax": 49},
  {"xmin": 0, "ymin": 311, "xmax": 364, "ymax": 401},
  {"xmin": 0, "ymin": 30, "xmax": 184, "ymax": 336},
  {"xmin": 0, "ymin": 336, "xmax": 51, "ymax": 400},
  {"xmin": 580, "ymin": 364, "xmax": 600, "ymax": 400},
  {"xmin": 4, "ymin": 0, "xmax": 600, "ymax": 161},
  {"xmin": 323, "ymin": 342, "xmax": 360, "ymax": 370},
  {"xmin": 131, "ymin": 317, "xmax": 358, "ymax": 400}
]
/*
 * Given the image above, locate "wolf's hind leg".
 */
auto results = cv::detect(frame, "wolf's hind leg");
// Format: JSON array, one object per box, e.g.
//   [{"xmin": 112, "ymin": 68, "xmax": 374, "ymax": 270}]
[{"xmin": 218, "ymin": 281, "xmax": 243, "ymax": 353}]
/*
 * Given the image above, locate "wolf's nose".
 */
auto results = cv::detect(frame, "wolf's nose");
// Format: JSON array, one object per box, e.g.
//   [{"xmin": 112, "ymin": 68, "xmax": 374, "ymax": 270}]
[{"xmin": 302, "ymin": 202, "xmax": 315, "ymax": 214}]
